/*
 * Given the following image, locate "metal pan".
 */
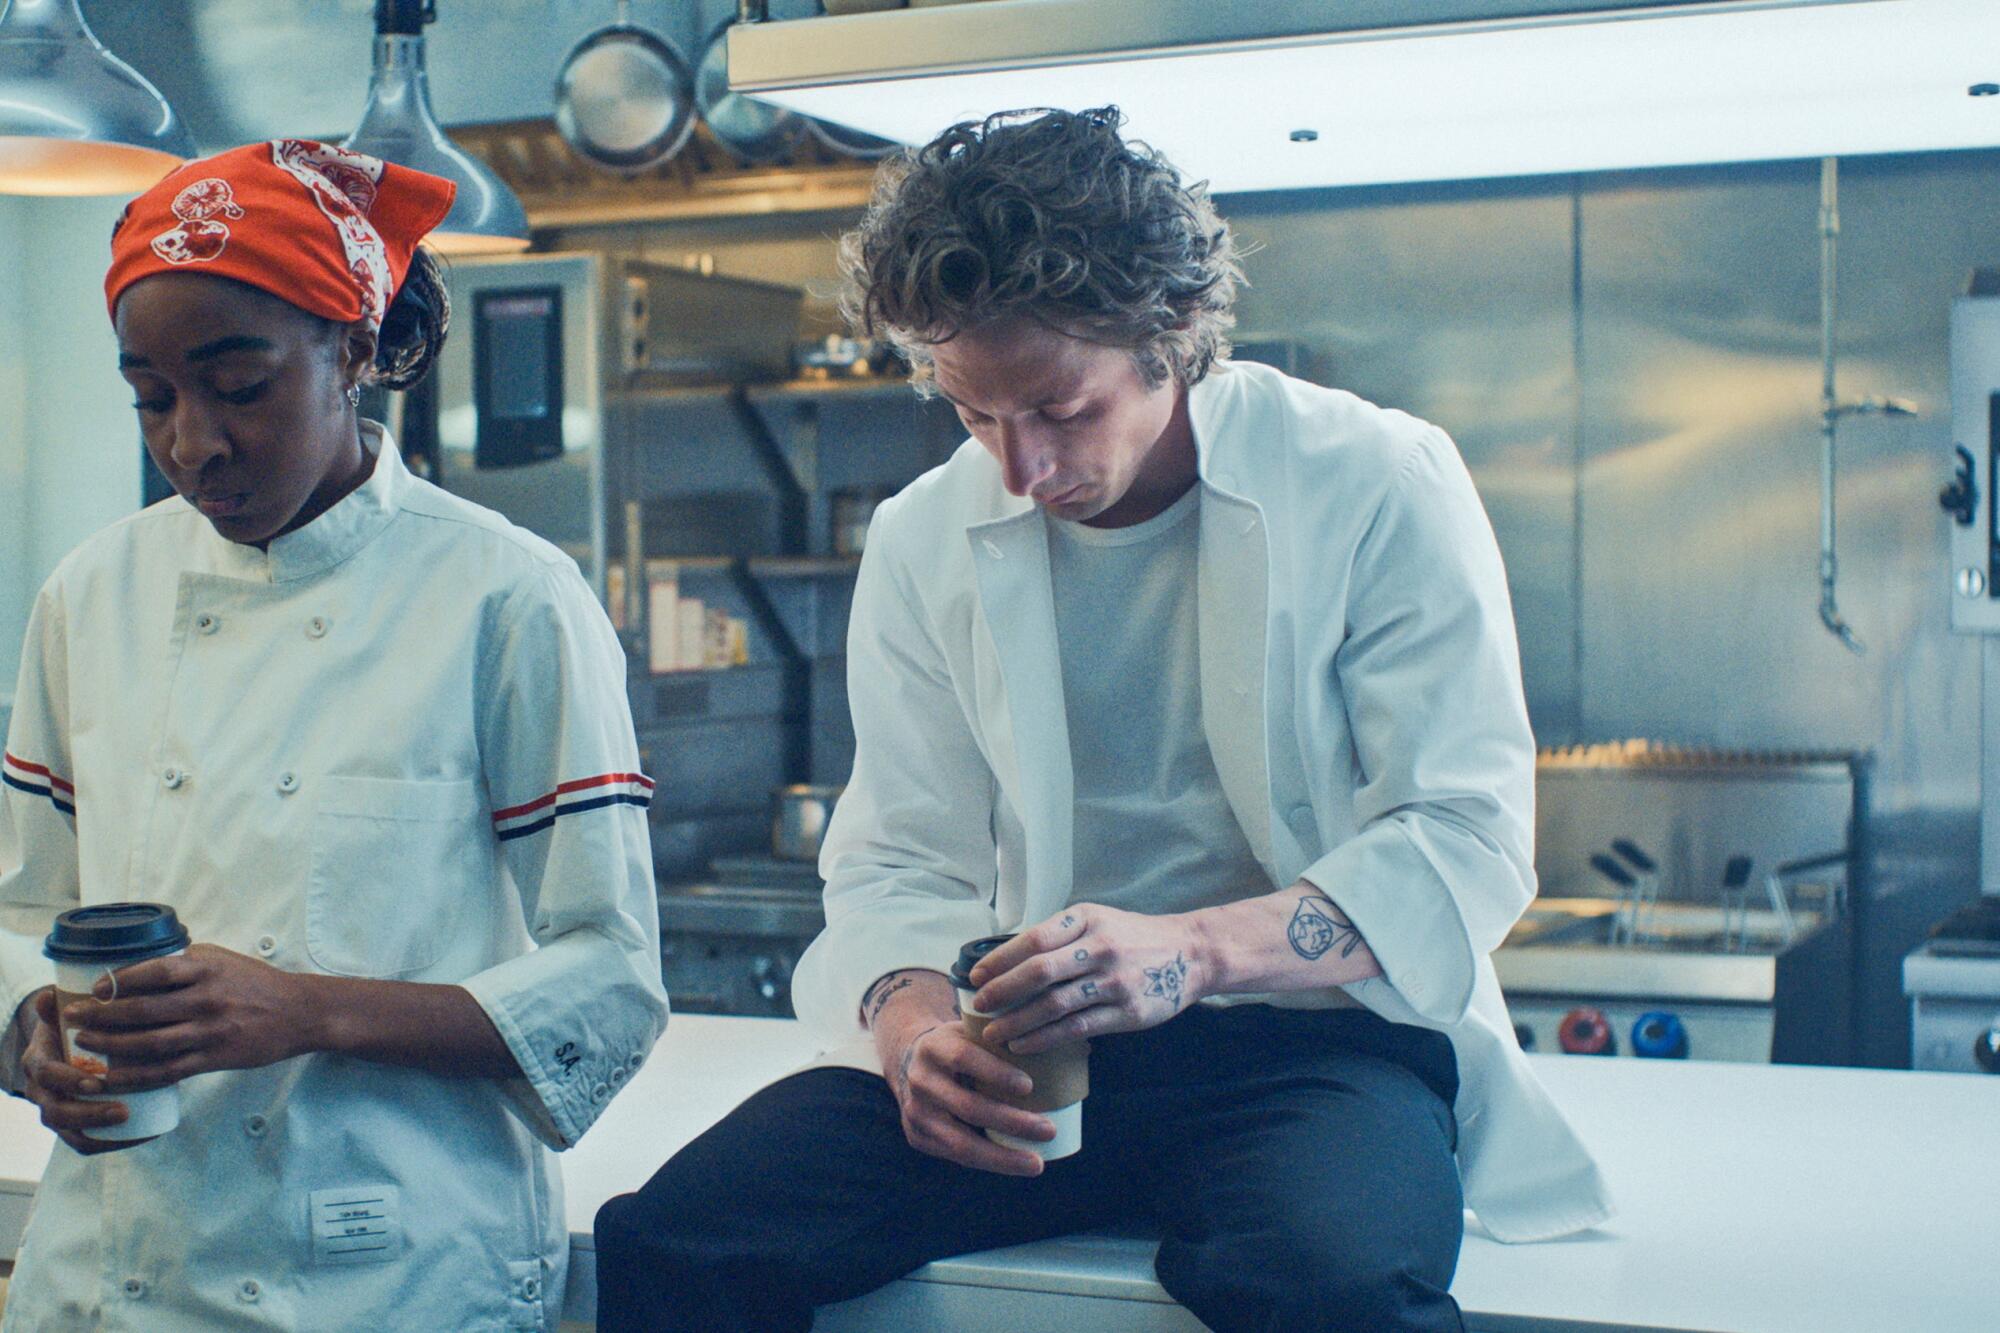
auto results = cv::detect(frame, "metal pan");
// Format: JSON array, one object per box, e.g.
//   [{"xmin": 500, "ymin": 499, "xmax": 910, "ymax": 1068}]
[
  {"xmin": 694, "ymin": 17, "xmax": 801, "ymax": 164},
  {"xmin": 553, "ymin": 0, "xmax": 697, "ymax": 172}
]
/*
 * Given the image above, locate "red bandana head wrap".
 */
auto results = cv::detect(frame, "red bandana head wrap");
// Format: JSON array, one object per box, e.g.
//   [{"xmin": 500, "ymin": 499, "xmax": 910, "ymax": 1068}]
[{"xmin": 104, "ymin": 140, "xmax": 457, "ymax": 333}]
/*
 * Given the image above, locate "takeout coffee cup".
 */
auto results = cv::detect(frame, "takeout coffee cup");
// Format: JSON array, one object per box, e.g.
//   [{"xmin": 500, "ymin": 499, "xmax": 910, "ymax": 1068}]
[
  {"xmin": 951, "ymin": 934, "xmax": 1089, "ymax": 1161},
  {"xmin": 43, "ymin": 903, "xmax": 192, "ymax": 1141}
]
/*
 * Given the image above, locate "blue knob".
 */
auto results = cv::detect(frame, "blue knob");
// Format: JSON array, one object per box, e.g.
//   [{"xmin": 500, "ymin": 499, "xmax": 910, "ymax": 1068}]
[{"xmin": 1632, "ymin": 1011, "xmax": 1690, "ymax": 1059}]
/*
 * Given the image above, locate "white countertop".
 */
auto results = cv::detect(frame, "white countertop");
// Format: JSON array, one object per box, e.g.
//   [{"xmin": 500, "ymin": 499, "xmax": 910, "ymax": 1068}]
[{"xmin": 4, "ymin": 1016, "xmax": 1994, "ymax": 1332}]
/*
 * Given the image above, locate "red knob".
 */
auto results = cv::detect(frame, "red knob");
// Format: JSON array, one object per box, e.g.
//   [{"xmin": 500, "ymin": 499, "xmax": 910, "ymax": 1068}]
[{"xmin": 1559, "ymin": 1007, "xmax": 1616, "ymax": 1056}]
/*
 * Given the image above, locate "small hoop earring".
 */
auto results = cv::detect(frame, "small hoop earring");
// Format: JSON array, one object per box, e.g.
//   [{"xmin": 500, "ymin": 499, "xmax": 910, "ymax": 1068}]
[{"xmin": 346, "ymin": 383, "xmax": 362, "ymax": 408}]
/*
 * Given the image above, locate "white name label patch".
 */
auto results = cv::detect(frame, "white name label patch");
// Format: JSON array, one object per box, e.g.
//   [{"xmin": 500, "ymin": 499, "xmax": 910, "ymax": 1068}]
[{"xmin": 310, "ymin": 1185, "xmax": 401, "ymax": 1266}]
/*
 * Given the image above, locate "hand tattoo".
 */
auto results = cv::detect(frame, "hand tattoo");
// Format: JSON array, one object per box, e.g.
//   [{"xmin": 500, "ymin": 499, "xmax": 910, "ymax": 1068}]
[
  {"xmin": 865, "ymin": 975, "xmax": 914, "ymax": 1027},
  {"xmin": 1142, "ymin": 953, "xmax": 1189, "ymax": 1011},
  {"xmin": 1074, "ymin": 948, "xmax": 1089, "ymax": 962},
  {"xmin": 895, "ymin": 1040, "xmax": 919, "ymax": 1101},
  {"xmin": 1289, "ymin": 895, "xmax": 1363, "ymax": 961},
  {"xmin": 1080, "ymin": 981, "xmax": 1099, "ymax": 999},
  {"xmin": 1062, "ymin": 914, "xmax": 1077, "ymax": 928}
]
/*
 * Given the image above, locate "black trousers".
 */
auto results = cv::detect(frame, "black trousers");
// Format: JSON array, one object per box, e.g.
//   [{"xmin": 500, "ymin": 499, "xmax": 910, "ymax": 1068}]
[{"xmin": 595, "ymin": 1005, "xmax": 1465, "ymax": 1333}]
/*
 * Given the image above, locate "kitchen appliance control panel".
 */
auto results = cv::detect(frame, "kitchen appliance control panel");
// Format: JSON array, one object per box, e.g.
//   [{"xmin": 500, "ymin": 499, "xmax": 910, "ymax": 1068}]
[{"xmin": 1947, "ymin": 285, "xmax": 2000, "ymax": 632}]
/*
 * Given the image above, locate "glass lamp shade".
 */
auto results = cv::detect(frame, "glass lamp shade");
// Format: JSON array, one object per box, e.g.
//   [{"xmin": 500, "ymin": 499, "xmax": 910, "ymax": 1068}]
[
  {"xmin": 341, "ymin": 33, "xmax": 528, "ymax": 254},
  {"xmin": 0, "ymin": 0, "xmax": 195, "ymax": 196}
]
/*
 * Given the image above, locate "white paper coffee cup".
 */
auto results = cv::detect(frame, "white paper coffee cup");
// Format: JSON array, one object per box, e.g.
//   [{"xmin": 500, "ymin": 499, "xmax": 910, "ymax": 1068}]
[
  {"xmin": 53, "ymin": 955, "xmax": 184, "ymax": 1140},
  {"xmin": 954, "ymin": 980, "xmax": 1088, "ymax": 1162}
]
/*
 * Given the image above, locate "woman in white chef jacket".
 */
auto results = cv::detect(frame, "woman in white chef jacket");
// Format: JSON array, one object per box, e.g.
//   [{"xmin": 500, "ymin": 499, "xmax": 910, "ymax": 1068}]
[{"xmin": 0, "ymin": 141, "xmax": 667, "ymax": 1331}]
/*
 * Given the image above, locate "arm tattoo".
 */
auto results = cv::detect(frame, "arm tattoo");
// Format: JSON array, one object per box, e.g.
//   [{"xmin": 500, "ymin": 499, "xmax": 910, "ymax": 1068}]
[
  {"xmin": 864, "ymin": 975, "xmax": 915, "ymax": 1027},
  {"xmin": 1142, "ymin": 953, "xmax": 1189, "ymax": 1011},
  {"xmin": 1288, "ymin": 895, "xmax": 1363, "ymax": 962}
]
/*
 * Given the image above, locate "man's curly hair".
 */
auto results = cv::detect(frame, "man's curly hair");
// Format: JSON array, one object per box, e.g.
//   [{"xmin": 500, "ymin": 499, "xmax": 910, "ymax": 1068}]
[{"xmin": 839, "ymin": 106, "xmax": 1243, "ymax": 393}]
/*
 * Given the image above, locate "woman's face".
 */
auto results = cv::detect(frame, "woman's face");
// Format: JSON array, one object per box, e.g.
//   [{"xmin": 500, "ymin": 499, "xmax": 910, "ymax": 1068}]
[{"xmin": 115, "ymin": 272, "xmax": 375, "ymax": 547}]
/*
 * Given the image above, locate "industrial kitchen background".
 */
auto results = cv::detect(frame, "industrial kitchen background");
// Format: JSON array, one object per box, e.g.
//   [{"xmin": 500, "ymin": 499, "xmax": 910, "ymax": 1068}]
[{"xmin": 1, "ymin": 0, "xmax": 1990, "ymax": 1069}]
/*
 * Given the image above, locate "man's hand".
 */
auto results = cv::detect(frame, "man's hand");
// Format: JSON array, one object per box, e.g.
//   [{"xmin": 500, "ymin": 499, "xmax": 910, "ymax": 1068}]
[
  {"xmin": 58, "ymin": 943, "xmax": 316, "ymax": 1093},
  {"xmin": 17, "ymin": 989, "xmax": 148, "ymax": 1154},
  {"xmin": 970, "ymin": 905, "xmax": 1204, "ymax": 1055},
  {"xmin": 865, "ymin": 969, "xmax": 1052, "ymax": 1177}
]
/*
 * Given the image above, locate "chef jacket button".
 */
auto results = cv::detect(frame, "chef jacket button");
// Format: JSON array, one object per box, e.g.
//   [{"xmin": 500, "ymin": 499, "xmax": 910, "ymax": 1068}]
[
  {"xmin": 592, "ymin": 1082, "xmax": 610, "ymax": 1102},
  {"xmin": 521, "ymin": 1276, "xmax": 542, "ymax": 1300},
  {"xmin": 122, "ymin": 1277, "xmax": 147, "ymax": 1299},
  {"xmin": 195, "ymin": 613, "xmax": 220, "ymax": 635},
  {"xmin": 237, "ymin": 1279, "xmax": 261, "ymax": 1303},
  {"xmin": 305, "ymin": 616, "xmax": 329, "ymax": 639},
  {"xmin": 162, "ymin": 766, "xmax": 185, "ymax": 789},
  {"xmin": 276, "ymin": 772, "xmax": 299, "ymax": 795},
  {"xmin": 255, "ymin": 936, "xmax": 277, "ymax": 957},
  {"xmin": 244, "ymin": 1113, "xmax": 268, "ymax": 1137}
]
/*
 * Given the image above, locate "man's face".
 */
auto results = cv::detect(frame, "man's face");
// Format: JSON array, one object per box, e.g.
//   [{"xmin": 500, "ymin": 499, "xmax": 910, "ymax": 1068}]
[
  {"xmin": 927, "ymin": 317, "xmax": 1183, "ymax": 527},
  {"xmin": 116, "ymin": 272, "xmax": 369, "ymax": 547}
]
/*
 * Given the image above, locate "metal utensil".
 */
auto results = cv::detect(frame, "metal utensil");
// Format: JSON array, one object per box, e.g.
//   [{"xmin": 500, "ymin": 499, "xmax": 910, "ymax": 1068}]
[
  {"xmin": 694, "ymin": 17, "xmax": 801, "ymax": 163},
  {"xmin": 553, "ymin": 0, "xmax": 697, "ymax": 172},
  {"xmin": 772, "ymin": 784, "xmax": 843, "ymax": 861}
]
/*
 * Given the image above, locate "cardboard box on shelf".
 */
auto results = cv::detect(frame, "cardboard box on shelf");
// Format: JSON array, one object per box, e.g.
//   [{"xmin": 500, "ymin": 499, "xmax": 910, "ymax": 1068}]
[
  {"xmin": 676, "ymin": 597, "xmax": 707, "ymax": 673},
  {"xmin": 647, "ymin": 566, "xmax": 681, "ymax": 675}
]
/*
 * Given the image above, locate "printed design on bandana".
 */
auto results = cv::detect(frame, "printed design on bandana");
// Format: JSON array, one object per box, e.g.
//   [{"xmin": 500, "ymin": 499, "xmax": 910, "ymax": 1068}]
[
  {"xmin": 3, "ymin": 752, "xmax": 76, "ymax": 818},
  {"xmin": 491, "ymin": 772, "xmax": 654, "ymax": 842},
  {"xmin": 268, "ymin": 140, "xmax": 393, "ymax": 330},
  {"xmin": 149, "ymin": 177, "xmax": 243, "ymax": 266}
]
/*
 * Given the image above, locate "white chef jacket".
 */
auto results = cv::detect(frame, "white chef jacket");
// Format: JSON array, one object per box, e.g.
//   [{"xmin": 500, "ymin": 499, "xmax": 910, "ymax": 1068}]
[
  {"xmin": 0, "ymin": 428, "xmax": 668, "ymax": 1331},
  {"xmin": 795, "ymin": 359, "xmax": 1613, "ymax": 1244}
]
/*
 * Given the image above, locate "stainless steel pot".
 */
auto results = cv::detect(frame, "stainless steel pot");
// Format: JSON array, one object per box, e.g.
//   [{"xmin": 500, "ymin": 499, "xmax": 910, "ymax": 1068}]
[
  {"xmin": 694, "ymin": 17, "xmax": 801, "ymax": 163},
  {"xmin": 553, "ymin": 0, "xmax": 697, "ymax": 172},
  {"xmin": 772, "ymin": 784, "xmax": 843, "ymax": 861}
]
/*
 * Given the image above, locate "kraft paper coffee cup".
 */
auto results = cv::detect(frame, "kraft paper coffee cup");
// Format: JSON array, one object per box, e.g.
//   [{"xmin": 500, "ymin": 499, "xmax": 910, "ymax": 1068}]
[
  {"xmin": 43, "ymin": 903, "xmax": 192, "ymax": 1141},
  {"xmin": 951, "ymin": 934, "xmax": 1089, "ymax": 1161}
]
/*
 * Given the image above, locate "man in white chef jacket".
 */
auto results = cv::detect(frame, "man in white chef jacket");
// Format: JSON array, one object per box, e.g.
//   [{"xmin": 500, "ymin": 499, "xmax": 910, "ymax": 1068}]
[{"xmin": 595, "ymin": 105, "xmax": 1612, "ymax": 1332}]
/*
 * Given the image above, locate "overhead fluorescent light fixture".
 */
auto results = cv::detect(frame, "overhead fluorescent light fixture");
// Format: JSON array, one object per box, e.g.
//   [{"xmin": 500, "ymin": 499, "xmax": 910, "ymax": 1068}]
[{"xmin": 730, "ymin": 0, "xmax": 2000, "ymax": 193}]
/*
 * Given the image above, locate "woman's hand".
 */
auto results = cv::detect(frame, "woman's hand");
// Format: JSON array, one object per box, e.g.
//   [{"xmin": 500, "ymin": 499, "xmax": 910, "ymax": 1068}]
[
  {"xmin": 17, "ymin": 988, "xmax": 150, "ymax": 1154},
  {"xmin": 61, "ymin": 943, "xmax": 317, "ymax": 1093},
  {"xmin": 970, "ymin": 904, "xmax": 1206, "ymax": 1055},
  {"xmin": 867, "ymin": 970, "xmax": 1051, "ymax": 1177}
]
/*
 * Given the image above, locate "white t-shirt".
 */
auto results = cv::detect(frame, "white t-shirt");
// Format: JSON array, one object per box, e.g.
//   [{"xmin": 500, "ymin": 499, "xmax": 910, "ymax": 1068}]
[{"xmin": 1048, "ymin": 484, "xmax": 1270, "ymax": 914}]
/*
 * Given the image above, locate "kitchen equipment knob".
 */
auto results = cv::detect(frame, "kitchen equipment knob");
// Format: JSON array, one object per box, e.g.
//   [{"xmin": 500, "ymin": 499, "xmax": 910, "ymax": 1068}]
[
  {"xmin": 752, "ymin": 954, "xmax": 789, "ymax": 1002},
  {"xmin": 1941, "ymin": 445, "xmax": 1978, "ymax": 526},
  {"xmin": 1974, "ymin": 1026, "xmax": 2000, "ymax": 1074},
  {"xmin": 1632, "ymin": 1011, "xmax": 1690, "ymax": 1059},
  {"xmin": 1558, "ymin": 1007, "xmax": 1616, "ymax": 1056}
]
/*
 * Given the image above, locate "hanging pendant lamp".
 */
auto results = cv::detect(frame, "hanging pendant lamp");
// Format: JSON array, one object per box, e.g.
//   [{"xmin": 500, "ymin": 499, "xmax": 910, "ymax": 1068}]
[
  {"xmin": 341, "ymin": 0, "xmax": 529, "ymax": 255},
  {"xmin": 0, "ymin": 0, "xmax": 195, "ymax": 196}
]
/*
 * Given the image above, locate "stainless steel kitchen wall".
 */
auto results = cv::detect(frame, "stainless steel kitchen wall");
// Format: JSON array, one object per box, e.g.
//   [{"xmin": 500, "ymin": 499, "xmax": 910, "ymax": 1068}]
[{"xmin": 1221, "ymin": 154, "xmax": 1995, "ymax": 826}]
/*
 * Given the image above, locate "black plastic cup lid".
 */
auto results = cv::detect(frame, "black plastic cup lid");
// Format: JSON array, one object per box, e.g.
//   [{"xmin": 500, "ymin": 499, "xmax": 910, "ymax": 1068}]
[
  {"xmin": 44, "ymin": 903, "xmax": 190, "ymax": 965},
  {"xmin": 949, "ymin": 934, "xmax": 1014, "ymax": 991}
]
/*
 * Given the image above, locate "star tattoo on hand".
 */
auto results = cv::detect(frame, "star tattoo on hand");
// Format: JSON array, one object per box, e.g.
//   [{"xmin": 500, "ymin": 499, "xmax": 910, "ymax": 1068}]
[
  {"xmin": 1142, "ymin": 953, "xmax": 1189, "ymax": 1011},
  {"xmin": 1289, "ymin": 895, "xmax": 1362, "ymax": 961}
]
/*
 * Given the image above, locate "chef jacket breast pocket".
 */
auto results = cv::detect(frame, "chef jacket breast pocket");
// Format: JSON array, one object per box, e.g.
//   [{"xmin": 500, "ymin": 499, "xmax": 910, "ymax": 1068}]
[{"xmin": 307, "ymin": 774, "xmax": 488, "ymax": 978}]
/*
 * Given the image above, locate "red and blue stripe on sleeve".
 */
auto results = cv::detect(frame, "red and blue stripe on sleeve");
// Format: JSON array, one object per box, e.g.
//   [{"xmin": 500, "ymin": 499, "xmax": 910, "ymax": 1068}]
[
  {"xmin": 491, "ymin": 771, "xmax": 654, "ymax": 842},
  {"xmin": 3, "ymin": 752, "xmax": 76, "ymax": 817}
]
